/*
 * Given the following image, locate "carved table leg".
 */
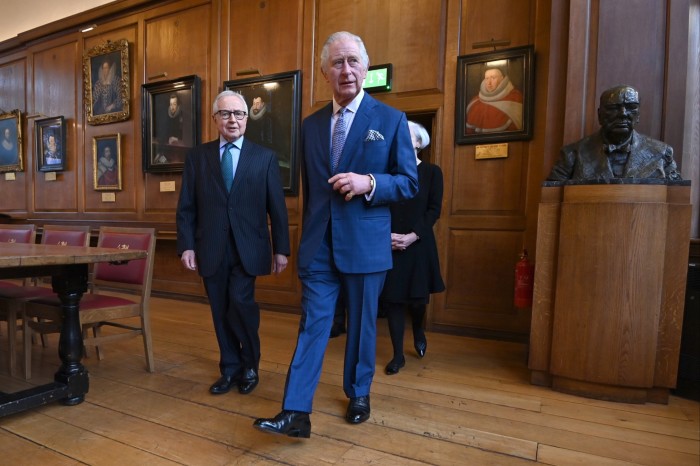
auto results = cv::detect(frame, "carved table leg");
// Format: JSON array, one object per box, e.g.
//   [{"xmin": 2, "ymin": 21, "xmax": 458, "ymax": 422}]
[{"xmin": 52, "ymin": 264, "xmax": 89, "ymax": 406}]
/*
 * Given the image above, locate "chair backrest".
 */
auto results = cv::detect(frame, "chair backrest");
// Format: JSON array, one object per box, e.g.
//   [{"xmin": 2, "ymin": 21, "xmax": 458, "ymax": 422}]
[
  {"xmin": 40, "ymin": 224, "xmax": 91, "ymax": 247},
  {"xmin": 93, "ymin": 227, "xmax": 156, "ymax": 298},
  {"xmin": 0, "ymin": 224, "xmax": 36, "ymax": 244}
]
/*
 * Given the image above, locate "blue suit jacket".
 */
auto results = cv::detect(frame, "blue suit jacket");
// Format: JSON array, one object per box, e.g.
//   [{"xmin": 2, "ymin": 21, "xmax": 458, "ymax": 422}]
[
  {"xmin": 297, "ymin": 93, "xmax": 418, "ymax": 273},
  {"xmin": 176, "ymin": 138, "xmax": 290, "ymax": 278}
]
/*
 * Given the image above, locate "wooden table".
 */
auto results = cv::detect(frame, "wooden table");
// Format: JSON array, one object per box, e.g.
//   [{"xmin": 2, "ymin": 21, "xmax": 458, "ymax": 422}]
[{"xmin": 0, "ymin": 242, "xmax": 146, "ymax": 417}]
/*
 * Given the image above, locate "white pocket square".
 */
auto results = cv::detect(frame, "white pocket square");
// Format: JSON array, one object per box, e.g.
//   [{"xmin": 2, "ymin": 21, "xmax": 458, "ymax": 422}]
[{"xmin": 364, "ymin": 129, "xmax": 385, "ymax": 141}]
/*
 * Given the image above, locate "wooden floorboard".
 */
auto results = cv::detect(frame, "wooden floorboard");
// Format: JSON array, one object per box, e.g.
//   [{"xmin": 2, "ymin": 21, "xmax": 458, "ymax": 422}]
[{"xmin": 0, "ymin": 295, "xmax": 698, "ymax": 465}]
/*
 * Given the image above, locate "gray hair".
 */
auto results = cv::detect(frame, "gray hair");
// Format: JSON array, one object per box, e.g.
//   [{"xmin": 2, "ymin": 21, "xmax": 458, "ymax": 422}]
[
  {"xmin": 408, "ymin": 121, "xmax": 430, "ymax": 150},
  {"xmin": 320, "ymin": 31, "xmax": 370, "ymax": 73},
  {"xmin": 212, "ymin": 90, "xmax": 248, "ymax": 115}
]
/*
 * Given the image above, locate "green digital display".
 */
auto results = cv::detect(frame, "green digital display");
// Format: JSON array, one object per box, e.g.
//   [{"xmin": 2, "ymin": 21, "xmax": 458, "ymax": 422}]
[{"xmin": 362, "ymin": 64, "xmax": 392, "ymax": 93}]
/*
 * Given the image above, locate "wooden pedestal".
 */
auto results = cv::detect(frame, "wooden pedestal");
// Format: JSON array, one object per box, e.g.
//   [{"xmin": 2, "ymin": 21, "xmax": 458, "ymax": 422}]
[{"xmin": 528, "ymin": 182, "xmax": 692, "ymax": 403}]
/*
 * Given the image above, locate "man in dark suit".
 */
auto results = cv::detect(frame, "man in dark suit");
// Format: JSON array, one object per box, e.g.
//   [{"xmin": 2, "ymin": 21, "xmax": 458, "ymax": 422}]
[
  {"xmin": 176, "ymin": 90, "xmax": 290, "ymax": 396},
  {"xmin": 547, "ymin": 85, "xmax": 682, "ymax": 181},
  {"xmin": 254, "ymin": 31, "xmax": 418, "ymax": 438}
]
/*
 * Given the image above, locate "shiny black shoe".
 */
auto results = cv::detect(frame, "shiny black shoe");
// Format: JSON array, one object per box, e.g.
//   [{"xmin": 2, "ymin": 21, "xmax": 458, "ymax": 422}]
[
  {"xmin": 330, "ymin": 322, "xmax": 346, "ymax": 338},
  {"xmin": 238, "ymin": 368, "xmax": 259, "ymax": 394},
  {"xmin": 209, "ymin": 374, "xmax": 238, "ymax": 394},
  {"xmin": 385, "ymin": 357, "xmax": 405, "ymax": 375},
  {"xmin": 254, "ymin": 410, "xmax": 311, "ymax": 438},
  {"xmin": 346, "ymin": 395, "xmax": 370, "ymax": 424},
  {"xmin": 414, "ymin": 336, "xmax": 427, "ymax": 358}
]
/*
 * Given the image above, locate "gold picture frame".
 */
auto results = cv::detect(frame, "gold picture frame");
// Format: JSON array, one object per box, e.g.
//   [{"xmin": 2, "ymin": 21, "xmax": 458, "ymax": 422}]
[
  {"xmin": 0, "ymin": 109, "xmax": 23, "ymax": 172},
  {"xmin": 93, "ymin": 133, "xmax": 122, "ymax": 191},
  {"xmin": 83, "ymin": 39, "xmax": 130, "ymax": 125}
]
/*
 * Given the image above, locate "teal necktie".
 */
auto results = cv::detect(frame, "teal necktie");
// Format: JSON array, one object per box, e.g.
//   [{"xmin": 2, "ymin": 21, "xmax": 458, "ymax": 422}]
[{"xmin": 221, "ymin": 142, "xmax": 233, "ymax": 192}]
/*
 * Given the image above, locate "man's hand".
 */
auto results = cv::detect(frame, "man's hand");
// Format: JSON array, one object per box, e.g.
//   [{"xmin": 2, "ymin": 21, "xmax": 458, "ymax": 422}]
[
  {"xmin": 181, "ymin": 250, "xmax": 197, "ymax": 271},
  {"xmin": 328, "ymin": 172, "xmax": 372, "ymax": 201},
  {"xmin": 272, "ymin": 254, "xmax": 288, "ymax": 274}
]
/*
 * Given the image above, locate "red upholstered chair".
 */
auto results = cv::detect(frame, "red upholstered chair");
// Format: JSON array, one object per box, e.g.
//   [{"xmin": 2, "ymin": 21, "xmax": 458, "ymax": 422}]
[
  {"xmin": 0, "ymin": 224, "xmax": 36, "ymax": 245},
  {"xmin": 0, "ymin": 224, "xmax": 91, "ymax": 378},
  {"xmin": 0, "ymin": 224, "xmax": 36, "ymax": 287},
  {"xmin": 0, "ymin": 223, "xmax": 36, "ymax": 375},
  {"xmin": 25, "ymin": 226, "xmax": 156, "ymax": 374}
]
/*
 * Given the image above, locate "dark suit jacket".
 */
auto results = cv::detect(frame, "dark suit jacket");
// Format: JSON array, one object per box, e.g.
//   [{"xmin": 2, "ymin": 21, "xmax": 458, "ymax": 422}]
[
  {"xmin": 548, "ymin": 130, "xmax": 682, "ymax": 181},
  {"xmin": 298, "ymin": 93, "xmax": 418, "ymax": 273},
  {"xmin": 176, "ymin": 138, "xmax": 290, "ymax": 278}
]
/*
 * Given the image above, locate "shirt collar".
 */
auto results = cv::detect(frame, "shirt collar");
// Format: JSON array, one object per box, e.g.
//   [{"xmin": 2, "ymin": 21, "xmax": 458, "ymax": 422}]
[
  {"xmin": 220, "ymin": 136, "xmax": 243, "ymax": 150},
  {"xmin": 332, "ymin": 89, "xmax": 365, "ymax": 116}
]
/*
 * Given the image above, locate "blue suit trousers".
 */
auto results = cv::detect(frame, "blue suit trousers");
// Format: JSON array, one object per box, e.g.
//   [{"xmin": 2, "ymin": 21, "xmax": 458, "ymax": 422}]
[{"xmin": 282, "ymin": 228, "xmax": 385, "ymax": 413}]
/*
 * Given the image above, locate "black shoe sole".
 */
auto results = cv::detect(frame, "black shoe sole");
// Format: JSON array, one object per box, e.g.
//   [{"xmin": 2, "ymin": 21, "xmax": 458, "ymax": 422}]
[{"xmin": 254, "ymin": 423, "xmax": 311, "ymax": 438}]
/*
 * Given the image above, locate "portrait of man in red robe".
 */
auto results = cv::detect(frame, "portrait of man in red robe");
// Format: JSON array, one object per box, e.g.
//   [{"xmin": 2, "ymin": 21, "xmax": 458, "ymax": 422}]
[{"xmin": 465, "ymin": 66, "xmax": 523, "ymax": 135}]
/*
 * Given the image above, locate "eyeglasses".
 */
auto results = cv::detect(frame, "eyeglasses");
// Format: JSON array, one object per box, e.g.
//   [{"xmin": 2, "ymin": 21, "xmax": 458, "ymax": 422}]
[{"xmin": 215, "ymin": 110, "xmax": 247, "ymax": 120}]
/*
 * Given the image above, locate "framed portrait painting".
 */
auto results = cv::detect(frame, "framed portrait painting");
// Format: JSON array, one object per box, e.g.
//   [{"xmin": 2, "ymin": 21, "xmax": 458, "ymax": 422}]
[
  {"xmin": 141, "ymin": 75, "xmax": 201, "ymax": 173},
  {"xmin": 224, "ymin": 70, "xmax": 302, "ymax": 195},
  {"xmin": 455, "ymin": 45, "xmax": 534, "ymax": 145},
  {"xmin": 0, "ymin": 109, "xmax": 22, "ymax": 172},
  {"xmin": 93, "ymin": 133, "xmax": 122, "ymax": 191},
  {"xmin": 83, "ymin": 39, "xmax": 130, "ymax": 125},
  {"xmin": 36, "ymin": 116, "xmax": 66, "ymax": 172}
]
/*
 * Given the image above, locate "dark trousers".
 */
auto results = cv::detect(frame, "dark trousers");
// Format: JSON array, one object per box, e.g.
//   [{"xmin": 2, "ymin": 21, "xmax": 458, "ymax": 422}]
[{"xmin": 202, "ymin": 234, "xmax": 260, "ymax": 376}]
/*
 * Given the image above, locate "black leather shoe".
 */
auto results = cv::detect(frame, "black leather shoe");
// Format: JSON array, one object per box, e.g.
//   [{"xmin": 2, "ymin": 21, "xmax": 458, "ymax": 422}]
[
  {"xmin": 254, "ymin": 410, "xmax": 311, "ymax": 438},
  {"xmin": 330, "ymin": 322, "xmax": 346, "ymax": 338},
  {"xmin": 414, "ymin": 336, "xmax": 427, "ymax": 358},
  {"xmin": 385, "ymin": 357, "xmax": 405, "ymax": 375},
  {"xmin": 346, "ymin": 395, "xmax": 370, "ymax": 424},
  {"xmin": 238, "ymin": 368, "xmax": 259, "ymax": 394},
  {"xmin": 209, "ymin": 374, "xmax": 238, "ymax": 394}
]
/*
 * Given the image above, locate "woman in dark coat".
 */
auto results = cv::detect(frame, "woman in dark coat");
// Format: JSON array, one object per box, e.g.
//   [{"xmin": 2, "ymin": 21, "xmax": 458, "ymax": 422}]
[{"xmin": 380, "ymin": 121, "xmax": 445, "ymax": 375}]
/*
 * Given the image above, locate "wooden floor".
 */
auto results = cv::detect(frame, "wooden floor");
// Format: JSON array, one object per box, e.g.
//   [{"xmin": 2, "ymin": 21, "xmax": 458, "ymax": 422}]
[{"xmin": 0, "ymin": 295, "xmax": 698, "ymax": 465}]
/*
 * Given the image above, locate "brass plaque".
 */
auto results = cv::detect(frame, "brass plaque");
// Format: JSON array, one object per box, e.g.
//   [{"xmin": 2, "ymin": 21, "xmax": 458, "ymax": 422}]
[
  {"xmin": 475, "ymin": 143, "xmax": 508, "ymax": 159},
  {"xmin": 101, "ymin": 192, "xmax": 116, "ymax": 202},
  {"xmin": 160, "ymin": 181, "xmax": 176, "ymax": 192}
]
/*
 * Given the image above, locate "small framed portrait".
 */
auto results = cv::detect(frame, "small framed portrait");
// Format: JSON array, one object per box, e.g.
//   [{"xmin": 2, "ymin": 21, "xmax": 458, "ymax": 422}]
[
  {"xmin": 83, "ymin": 39, "xmax": 130, "ymax": 125},
  {"xmin": 36, "ymin": 116, "xmax": 66, "ymax": 172},
  {"xmin": 0, "ymin": 109, "xmax": 22, "ymax": 172},
  {"xmin": 455, "ymin": 45, "xmax": 535, "ymax": 145},
  {"xmin": 224, "ymin": 70, "xmax": 302, "ymax": 195},
  {"xmin": 141, "ymin": 75, "xmax": 201, "ymax": 173},
  {"xmin": 93, "ymin": 133, "xmax": 122, "ymax": 191}
]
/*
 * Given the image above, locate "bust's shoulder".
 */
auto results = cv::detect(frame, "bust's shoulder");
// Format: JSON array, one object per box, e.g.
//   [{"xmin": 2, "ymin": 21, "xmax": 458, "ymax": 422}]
[{"xmin": 633, "ymin": 131, "xmax": 671, "ymax": 153}]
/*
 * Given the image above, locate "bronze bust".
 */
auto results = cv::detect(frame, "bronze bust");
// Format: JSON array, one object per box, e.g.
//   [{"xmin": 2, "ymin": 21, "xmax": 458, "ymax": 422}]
[{"xmin": 547, "ymin": 85, "xmax": 682, "ymax": 181}]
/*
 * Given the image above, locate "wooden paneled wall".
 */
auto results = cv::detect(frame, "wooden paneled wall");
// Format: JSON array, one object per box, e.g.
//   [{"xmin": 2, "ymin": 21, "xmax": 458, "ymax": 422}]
[{"xmin": 0, "ymin": 0, "xmax": 696, "ymax": 340}]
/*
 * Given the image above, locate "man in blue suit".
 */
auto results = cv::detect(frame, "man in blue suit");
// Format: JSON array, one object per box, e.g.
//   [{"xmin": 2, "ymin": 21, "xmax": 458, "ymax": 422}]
[
  {"xmin": 177, "ymin": 90, "xmax": 290, "ymax": 397},
  {"xmin": 254, "ymin": 31, "xmax": 418, "ymax": 438}
]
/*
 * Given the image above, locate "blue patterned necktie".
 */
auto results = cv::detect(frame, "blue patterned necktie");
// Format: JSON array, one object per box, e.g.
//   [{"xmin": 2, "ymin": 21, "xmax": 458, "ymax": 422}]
[
  {"xmin": 331, "ymin": 108, "xmax": 346, "ymax": 173},
  {"xmin": 221, "ymin": 142, "xmax": 233, "ymax": 192}
]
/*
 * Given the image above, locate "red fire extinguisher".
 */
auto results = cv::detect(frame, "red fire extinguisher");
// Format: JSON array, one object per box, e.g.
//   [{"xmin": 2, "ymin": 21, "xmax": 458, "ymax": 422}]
[{"xmin": 514, "ymin": 249, "xmax": 534, "ymax": 309}]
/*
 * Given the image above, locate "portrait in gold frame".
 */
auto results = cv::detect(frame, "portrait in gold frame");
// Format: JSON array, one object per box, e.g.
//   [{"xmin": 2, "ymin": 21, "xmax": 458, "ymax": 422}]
[
  {"xmin": 83, "ymin": 39, "xmax": 130, "ymax": 125},
  {"xmin": 93, "ymin": 133, "xmax": 122, "ymax": 191}
]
